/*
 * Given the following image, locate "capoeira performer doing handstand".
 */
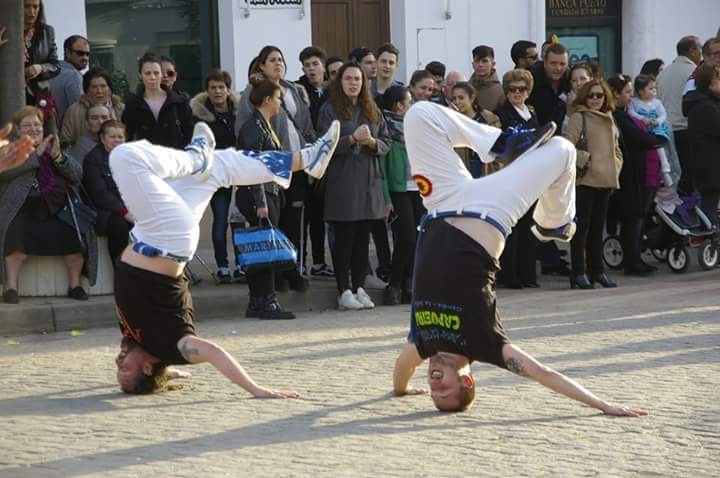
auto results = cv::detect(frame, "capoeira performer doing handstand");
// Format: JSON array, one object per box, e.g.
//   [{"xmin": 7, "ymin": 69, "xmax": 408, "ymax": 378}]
[
  {"xmin": 392, "ymin": 102, "xmax": 647, "ymax": 416},
  {"xmin": 112, "ymin": 120, "xmax": 340, "ymax": 397}
]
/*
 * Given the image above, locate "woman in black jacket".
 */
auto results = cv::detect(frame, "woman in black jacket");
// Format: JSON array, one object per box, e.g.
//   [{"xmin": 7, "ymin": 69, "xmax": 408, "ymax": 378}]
[
  {"xmin": 494, "ymin": 69, "xmax": 540, "ymax": 288},
  {"xmin": 82, "ymin": 120, "xmax": 131, "ymax": 266},
  {"xmin": 23, "ymin": 0, "xmax": 60, "ymax": 133},
  {"xmin": 608, "ymin": 74, "xmax": 667, "ymax": 275},
  {"xmin": 121, "ymin": 52, "xmax": 193, "ymax": 149},
  {"xmin": 683, "ymin": 64, "xmax": 720, "ymax": 228},
  {"xmin": 235, "ymin": 77, "xmax": 295, "ymax": 320}
]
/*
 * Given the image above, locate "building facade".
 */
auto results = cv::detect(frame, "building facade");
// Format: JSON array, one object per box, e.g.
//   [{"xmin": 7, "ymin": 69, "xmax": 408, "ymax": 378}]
[{"xmin": 47, "ymin": 0, "xmax": 719, "ymax": 97}]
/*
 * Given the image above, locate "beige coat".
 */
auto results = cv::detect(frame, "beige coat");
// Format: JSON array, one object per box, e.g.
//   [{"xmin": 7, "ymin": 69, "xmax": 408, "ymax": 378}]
[
  {"xmin": 564, "ymin": 106, "xmax": 623, "ymax": 189},
  {"xmin": 60, "ymin": 94, "xmax": 125, "ymax": 147}
]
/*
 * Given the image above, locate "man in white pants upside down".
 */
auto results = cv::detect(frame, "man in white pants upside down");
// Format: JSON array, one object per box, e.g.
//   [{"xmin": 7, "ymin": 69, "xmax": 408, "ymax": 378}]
[
  {"xmin": 111, "ymin": 120, "xmax": 340, "ymax": 397},
  {"xmin": 392, "ymin": 101, "xmax": 647, "ymax": 416}
]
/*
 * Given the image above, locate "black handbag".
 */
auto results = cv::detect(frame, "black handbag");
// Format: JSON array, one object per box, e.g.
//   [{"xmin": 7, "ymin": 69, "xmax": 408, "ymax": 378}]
[{"xmin": 56, "ymin": 189, "xmax": 98, "ymax": 248}]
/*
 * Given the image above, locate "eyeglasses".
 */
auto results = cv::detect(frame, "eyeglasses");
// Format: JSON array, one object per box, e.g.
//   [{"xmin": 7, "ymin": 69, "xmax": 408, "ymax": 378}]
[
  {"xmin": 164, "ymin": 71, "xmax": 176, "ymax": 77},
  {"xmin": 72, "ymin": 49, "xmax": 90, "ymax": 57},
  {"xmin": 587, "ymin": 92, "xmax": 605, "ymax": 100},
  {"xmin": 19, "ymin": 122, "xmax": 43, "ymax": 130},
  {"xmin": 506, "ymin": 86, "xmax": 529, "ymax": 93}
]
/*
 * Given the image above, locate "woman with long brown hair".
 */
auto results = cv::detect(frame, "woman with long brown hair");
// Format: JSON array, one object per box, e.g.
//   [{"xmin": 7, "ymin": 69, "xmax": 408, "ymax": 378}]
[{"xmin": 317, "ymin": 62, "xmax": 391, "ymax": 310}]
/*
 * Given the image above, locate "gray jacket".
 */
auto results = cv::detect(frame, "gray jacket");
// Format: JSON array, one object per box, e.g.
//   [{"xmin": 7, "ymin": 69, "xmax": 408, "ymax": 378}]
[
  {"xmin": 657, "ymin": 55, "xmax": 697, "ymax": 131},
  {"xmin": 49, "ymin": 60, "xmax": 83, "ymax": 120},
  {"xmin": 235, "ymin": 79, "xmax": 315, "ymax": 150},
  {"xmin": 317, "ymin": 102, "xmax": 391, "ymax": 221},
  {"xmin": 0, "ymin": 151, "xmax": 97, "ymax": 286}
]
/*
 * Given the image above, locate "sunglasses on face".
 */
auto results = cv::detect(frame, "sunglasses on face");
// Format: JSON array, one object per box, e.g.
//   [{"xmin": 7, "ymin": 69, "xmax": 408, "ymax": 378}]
[
  {"xmin": 72, "ymin": 49, "xmax": 90, "ymax": 57},
  {"xmin": 164, "ymin": 71, "xmax": 176, "ymax": 77},
  {"xmin": 587, "ymin": 92, "xmax": 605, "ymax": 100},
  {"xmin": 506, "ymin": 86, "xmax": 528, "ymax": 93}
]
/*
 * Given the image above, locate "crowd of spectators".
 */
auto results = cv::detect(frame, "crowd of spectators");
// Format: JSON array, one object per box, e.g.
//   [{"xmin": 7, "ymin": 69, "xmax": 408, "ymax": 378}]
[{"xmin": 2, "ymin": 0, "xmax": 720, "ymax": 315}]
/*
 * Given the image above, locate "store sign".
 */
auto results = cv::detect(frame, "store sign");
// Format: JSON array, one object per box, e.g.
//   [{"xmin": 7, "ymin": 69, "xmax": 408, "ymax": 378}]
[
  {"xmin": 547, "ymin": 0, "xmax": 619, "ymax": 17},
  {"xmin": 244, "ymin": 0, "xmax": 303, "ymax": 7}
]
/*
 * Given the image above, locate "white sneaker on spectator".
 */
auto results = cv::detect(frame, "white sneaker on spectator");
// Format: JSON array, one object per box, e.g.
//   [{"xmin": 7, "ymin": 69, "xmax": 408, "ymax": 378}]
[
  {"xmin": 363, "ymin": 274, "xmax": 387, "ymax": 290},
  {"xmin": 354, "ymin": 287, "xmax": 375, "ymax": 309},
  {"xmin": 302, "ymin": 120, "xmax": 340, "ymax": 179},
  {"xmin": 185, "ymin": 122, "xmax": 216, "ymax": 181},
  {"xmin": 338, "ymin": 289, "xmax": 364, "ymax": 310}
]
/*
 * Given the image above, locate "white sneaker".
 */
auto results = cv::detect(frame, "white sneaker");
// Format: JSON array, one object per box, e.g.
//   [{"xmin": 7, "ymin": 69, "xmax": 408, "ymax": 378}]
[
  {"xmin": 185, "ymin": 122, "xmax": 216, "ymax": 181},
  {"xmin": 354, "ymin": 287, "xmax": 375, "ymax": 309},
  {"xmin": 338, "ymin": 289, "xmax": 364, "ymax": 310},
  {"xmin": 302, "ymin": 120, "xmax": 340, "ymax": 179}
]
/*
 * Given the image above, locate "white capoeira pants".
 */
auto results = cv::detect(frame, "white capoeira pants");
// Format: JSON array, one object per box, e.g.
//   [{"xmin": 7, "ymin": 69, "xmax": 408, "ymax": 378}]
[
  {"xmin": 109, "ymin": 140, "xmax": 293, "ymax": 261},
  {"xmin": 404, "ymin": 101, "xmax": 576, "ymax": 235}
]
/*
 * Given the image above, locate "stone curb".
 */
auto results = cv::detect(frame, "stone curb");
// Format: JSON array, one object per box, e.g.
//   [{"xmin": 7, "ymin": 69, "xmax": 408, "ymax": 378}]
[{"xmin": 0, "ymin": 278, "xmax": 386, "ymax": 337}]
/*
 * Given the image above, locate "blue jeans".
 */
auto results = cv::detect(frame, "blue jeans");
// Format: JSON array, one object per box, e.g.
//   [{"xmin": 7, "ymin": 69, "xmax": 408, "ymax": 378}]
[{"xmin": 210, "ymin": 187, "xmax": 233, "ymax": 269}]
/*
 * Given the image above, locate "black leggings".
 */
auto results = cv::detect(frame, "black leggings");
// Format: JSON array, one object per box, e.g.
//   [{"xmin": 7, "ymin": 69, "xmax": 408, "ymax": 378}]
[
  {"xmin": 389, "ymin": 191, "xmax": 425, "ymax": 289},
  {"xmin": 571, "ymin": 186, "xmax": 611, "ymax": 276},
  {"xmin": 330, "ymin": 220, "xmax": 371, "ymax": 293}
]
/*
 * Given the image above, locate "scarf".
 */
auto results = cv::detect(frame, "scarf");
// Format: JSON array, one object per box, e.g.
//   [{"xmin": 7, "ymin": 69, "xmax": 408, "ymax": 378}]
[
  {"xmin": 383, "ymin": 109, "xmax": 405, "ymax": 143},
  {"xmin": 24, "ymin": 28, "xmax": 34, "ymax": 64},
  {"xmin": 36, "ymin": 150, "xmax": 69, "ymax": 214}
]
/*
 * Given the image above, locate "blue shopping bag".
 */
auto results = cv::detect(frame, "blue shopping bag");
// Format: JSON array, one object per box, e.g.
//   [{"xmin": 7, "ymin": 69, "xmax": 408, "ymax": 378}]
[{"xmin": 233, "ymin": 220, "xmax": 297, "ymax": 273}]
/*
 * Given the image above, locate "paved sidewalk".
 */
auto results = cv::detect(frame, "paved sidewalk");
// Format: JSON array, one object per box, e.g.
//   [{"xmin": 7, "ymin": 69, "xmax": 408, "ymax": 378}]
[{"xmin": 1, "ymin": 267, "xmax": 718, "ymax": 477}]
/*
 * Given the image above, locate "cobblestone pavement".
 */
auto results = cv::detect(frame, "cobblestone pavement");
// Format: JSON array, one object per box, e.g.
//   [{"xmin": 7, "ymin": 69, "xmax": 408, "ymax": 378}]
[{"xmin": 1, "ymin": 269, "xmax": 719, "ymax": 477}]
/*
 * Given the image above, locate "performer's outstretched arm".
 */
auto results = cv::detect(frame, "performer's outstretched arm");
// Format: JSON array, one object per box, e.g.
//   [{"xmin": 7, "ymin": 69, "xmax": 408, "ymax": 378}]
[
  {"xmin": 392, "ymin": 343, "xmax": 427, "ymax": 396},
  {"xmin": 501, "ymin": 344, "xmax": 648, "ymax": 417},
  {"xmin": 177, "ymin": 336, "xmax": 300, "ymax": 399}
]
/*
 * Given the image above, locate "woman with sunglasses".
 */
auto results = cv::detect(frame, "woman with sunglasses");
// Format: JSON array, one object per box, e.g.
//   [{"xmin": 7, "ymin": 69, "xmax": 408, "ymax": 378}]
[
  {"xmin": 494, "ymin": 69, "xmax": 540, "ymax": 289},
  {"xmin": 563, "ymin": 80, "xmax": 623, "ymax": 289}
]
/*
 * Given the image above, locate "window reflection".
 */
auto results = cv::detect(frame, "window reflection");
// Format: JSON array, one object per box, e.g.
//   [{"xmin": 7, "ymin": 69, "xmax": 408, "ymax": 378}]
[{"xmin": 86, "ymin": 0, "xmax": 218, "ymax": 98}]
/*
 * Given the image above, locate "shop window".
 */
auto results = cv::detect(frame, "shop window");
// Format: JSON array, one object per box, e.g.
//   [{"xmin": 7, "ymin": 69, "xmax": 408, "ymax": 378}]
[{"xmin": 86, "ymin": 0, "xmax": 218, "ymax": 99}]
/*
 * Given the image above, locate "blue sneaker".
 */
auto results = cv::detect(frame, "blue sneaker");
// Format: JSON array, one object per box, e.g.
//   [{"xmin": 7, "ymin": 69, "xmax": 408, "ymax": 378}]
[
  {"xmin": 496, "ymin": 122, "xmax": 556, "ymax": 163},
  {"xmin": 531, "ymin": 222, "xmax": 577, "ymax": 243},
  {"xmin": 185, "ymin": 122, "xmax": 216, "ymax": 181},
  {"xmin": 303, "ymin": 120, "xmax": 340, "ymax": 179}
]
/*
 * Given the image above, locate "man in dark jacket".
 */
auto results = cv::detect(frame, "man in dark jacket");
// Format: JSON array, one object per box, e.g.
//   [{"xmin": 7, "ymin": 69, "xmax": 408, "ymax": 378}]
[
  {"xmin": 683, "ymin": 64, "xmax": 720, "ymax": 228},
  {"xmin": 190, "ymin": 69, "xmax": 240, "ymax": 283},
  {"xmin": 528, "ymin": 43, "xmax": 570, "ymax": 128},
  {"xmin": 297, "ymin": 46, "xmax": 335, "ymax": 278},
  {"xmin": 527, "ymin": 42, "xmax": 571, "ymax": 276}
]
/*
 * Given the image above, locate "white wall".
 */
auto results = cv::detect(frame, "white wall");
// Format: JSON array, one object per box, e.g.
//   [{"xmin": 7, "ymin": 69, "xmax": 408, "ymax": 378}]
[
  {"xmin": 44, "ymin": 0, "xmax": 87, "ymax": 56},
  {"xmin": 218, "ymin": 0, "xmax": 312, "ymax": 90},
  {"xmin": 390, "ymin": 0, "xmax": 544, "ymax": 83},
  {"xmin": 622, "ymin": 0, "xmax": 720, "ymax": 76}
]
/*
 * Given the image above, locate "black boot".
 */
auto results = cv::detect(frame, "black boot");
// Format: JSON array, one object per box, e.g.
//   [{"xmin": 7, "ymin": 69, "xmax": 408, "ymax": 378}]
[
  {"xmin": 258, "ymin": 296, "xmax": 296, "ymax": 320},
  {"xmin": 591, "ymin": 272, "xmax": 617, "ymax": 288},
  {"xmin": 245, "ymin": 296, "xmax": 266, "ymax": 318},
  {"xmin": 570, "ymin": 274, "xmax": 594, "ymax": 289},
  {"xmin": 383, "ymin": 286, "xmax": 401, "ymax": 306}
]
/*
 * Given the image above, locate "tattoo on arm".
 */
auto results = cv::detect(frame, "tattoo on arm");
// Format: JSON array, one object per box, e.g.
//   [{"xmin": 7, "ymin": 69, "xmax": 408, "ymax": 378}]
[
  {"xmin": 179, "ymin": 339, "xmax": 200, "ymax": 362},
  {"xmin": 506, "ymin": 357, "xmax": 526, "ymax": 376}
]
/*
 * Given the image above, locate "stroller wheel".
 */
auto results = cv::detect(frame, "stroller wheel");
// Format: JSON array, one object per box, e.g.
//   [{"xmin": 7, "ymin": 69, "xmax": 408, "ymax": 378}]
[
  {"xmin": 667, "ymin": 246, "xmax": 690, "ymax": 273},
  {"xmin": 602, "ymin": 235, "xmax": 623, "ymax": 270},
  {"xmin": 651, "ymin": 249, "xmax": 667, "ymax": 262},
  {"xmin": 698, "ymin": 241, "xmax": 718, "ymax": 270}
]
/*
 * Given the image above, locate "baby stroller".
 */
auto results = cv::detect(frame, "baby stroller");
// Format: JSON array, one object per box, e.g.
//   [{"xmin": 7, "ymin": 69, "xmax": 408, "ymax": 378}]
[{"xmin": 603, "ymin": 196, "xmax": 718, "ymax": 273}]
